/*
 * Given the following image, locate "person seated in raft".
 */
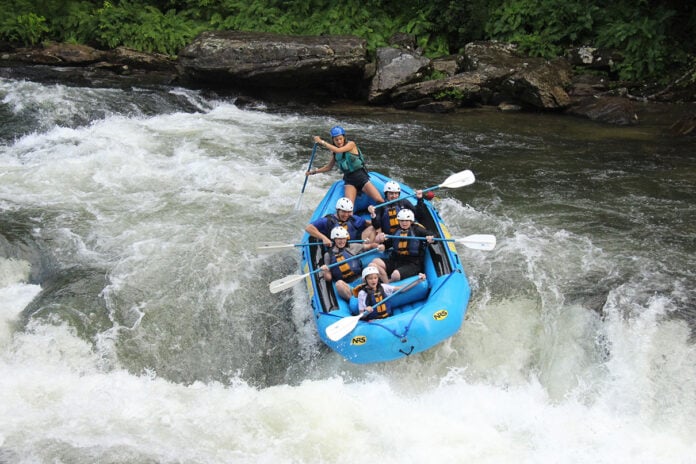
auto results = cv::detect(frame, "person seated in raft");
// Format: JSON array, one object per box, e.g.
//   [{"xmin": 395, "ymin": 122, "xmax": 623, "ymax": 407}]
[
  {"xmin": 306, "ymin": 125, "xmax": 385, "ymax": 205},
  {"xmin": 320, "ymin": 227, "xmax": 384, "ymax": 301},
  {"xmin": 305, "ymin": 197, "xmax": 377, "ymax": 248},
  {"xmin": 368, "ymin": 181, "xmax": 429, "ymax": 235},
  {"xmin": 354, "ymin": 266, "xmax": 425, "ymax": 320},
  {"xmin": 370, "ymin": 208, "xmax": 435, "ymax": 283}
]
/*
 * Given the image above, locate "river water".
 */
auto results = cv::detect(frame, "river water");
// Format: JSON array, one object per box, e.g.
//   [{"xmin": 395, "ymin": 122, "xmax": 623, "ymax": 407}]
[{"xmin": 1, "ymin": 77, "xmax": 694, "ymax": 463}]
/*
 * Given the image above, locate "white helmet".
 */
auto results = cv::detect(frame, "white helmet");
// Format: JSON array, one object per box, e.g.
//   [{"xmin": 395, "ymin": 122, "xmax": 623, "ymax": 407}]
[
  {"xmin": 384, "ymin": 181, "xmax": 401, "ymax": 193},
  {"xmin": 335, "ymin": 197, "xmax": 353, "ymax": 212},
  {"xmin": 396, "ymin": 209, "xmax": 415, "ymax": 221},
  {"xmin": 330, "ymin": 226, "xmax": 350, "ymax": 239},
  {"xmin": 362, "ymin": 266, "xmax": 380, "ymax": 279}
]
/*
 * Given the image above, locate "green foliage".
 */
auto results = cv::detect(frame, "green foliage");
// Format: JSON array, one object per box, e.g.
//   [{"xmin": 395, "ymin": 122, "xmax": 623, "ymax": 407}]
[
  {"xmin": 595, "ymin": 5, "xmax": 675, "ymax": 81},
  {"xmin": 94, "ymin": 1, "xmax": 202, "ymax": 55},
  {"xmin": 0, "ymin": 12, "xmax": 49, "ymax": 45},
  {"xmin": 434, "ymin": 87, "xmax": 466, "ymax": 101},
  {"xmin": 48, "ymin": 1, "xmax": 100, "ymax": 44},
  {"xmin": 425, "ymin": 69, "xmax": 449, "ymax": 81},
  {"xmin": 0, "ymin": 0, "xmax": 694, "ymax": 85},
  {"xmin": 485, "ymin": 0, "xmax": 599, "ymax": 58},
  {"xmin": 431, "ymin": 0, "xmax": 494, "ymax": 52}
]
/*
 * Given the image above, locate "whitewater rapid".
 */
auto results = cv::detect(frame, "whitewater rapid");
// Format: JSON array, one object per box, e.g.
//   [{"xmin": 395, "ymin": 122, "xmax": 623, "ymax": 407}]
[{"xmin": 1, "ymin": 77, "xmax": 695, "ymax": 463}]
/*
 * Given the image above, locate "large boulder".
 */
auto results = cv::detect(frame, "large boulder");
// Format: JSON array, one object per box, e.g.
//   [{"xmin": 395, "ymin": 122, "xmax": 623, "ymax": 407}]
[
  {"xmin": 388, "ymin": 41, "xmax": 572, "ymax": 111},
  {"xmin": 566, "ymin": 96, "xmax": 639, "ymax": 125},
  {"xmin": 390, "ymin": 72, "xmax": 484, "ymax": 109},
  {"xmin": 177, "ymin": 31, "xmax": 368, "ymax": 98},
  {"xmin": 368, "ymin": 47, "xmax": 431, "ymax": 104},
  {"xmin": 0, "ymin": 42, "xmax": 177, "ymax": 87},
  {"xmin": 464, "ymin": 42, "xmax": 572, "ymax": 109},
  {"xmin": 499, "ymin": 57, "xmax": 573, "ymax": 109}
]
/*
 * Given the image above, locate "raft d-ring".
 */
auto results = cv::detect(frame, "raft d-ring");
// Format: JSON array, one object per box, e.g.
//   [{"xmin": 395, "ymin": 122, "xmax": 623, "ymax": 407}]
[{"xmin": 399, "ymin": 346, "xmax": 414, "ymax": 356}]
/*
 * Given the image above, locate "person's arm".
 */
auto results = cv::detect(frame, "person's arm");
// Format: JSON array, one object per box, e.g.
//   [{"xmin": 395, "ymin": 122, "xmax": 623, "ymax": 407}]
[
  {"xmin": 314, "ymin": 136, "xmax": 356, "ymax": 154},
  {"xmin": 305, "ymin": 220, "xmax": 332, "ymax": 247},
  {"xmin": 413, "ymin": 192, "xmax": 429, "ymax": 223},
  {"xmin": 358, "ymin": 291, "xmax": 373, "ymax": 315},
  {"xmin": 393, "ymin": 273, "xmax": 426, "ymax": 291},
  {"xmin": 320, "ymin": 252, "xmax": 333, "ymax": 281},
  {"xmin": 307, "ymin": 155, "xmax": 336, "ymax": 176},
  {"xmin": 413, "ymin": 223, "xmax": 435, "ymax": 243}
]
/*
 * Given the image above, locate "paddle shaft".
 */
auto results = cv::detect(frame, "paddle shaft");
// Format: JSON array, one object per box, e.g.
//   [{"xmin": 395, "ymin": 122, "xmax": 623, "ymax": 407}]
[
  {"xmin": 384, "ymin": 234, "xmax": 496, "ymax": 251},
  {"xmin": 300, "ymin": 143, "xmax": 318, "ymax": 194},
  {"xmin": 310, "ymin": 247, "xmax": 377, "ymax": 276},
  {"xmin": 384, "ymin": 234, "xmax": 447, "ymax": 242},
  {"xmin": 375, "ymin": 185, "xmax": 436, "ymax": 209},
  {"xmin": 258, "ymin": 239, "xmax": 364, "ymax": 250},
  {"xmin": 365, "ymin": 277, "xmax": 423, "ymax": 310},
  {"xmin": 371, "ymin": 169, "xmax": 475, "ymax": 209},
  {"xmin": 269, "ymin": 247, "xmax": 379, "ymax": 293}
]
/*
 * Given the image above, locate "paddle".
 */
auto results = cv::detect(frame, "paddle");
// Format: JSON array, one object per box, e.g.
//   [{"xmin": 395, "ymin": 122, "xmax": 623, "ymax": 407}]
[
  {"xmin": 269, "ymin": 248, "xmax": 379, "ymax": 293},
  {"xmin": 374, "ymin": 169, "xmax": 476, "ymax": 209},
  {"xmin": 384, "ymin": 234, "xmax": 497, "ymax": 251},
  {"xmin": 325, "ymin": 278, "xmax": 424, "ymax": 341},
  {"xmin": 295, "ymin": 143, "xmax": 319, "ymax": 210},
  {"xmin": 256, "ymin": 239, "xmax": 365, "ymax": 254}
]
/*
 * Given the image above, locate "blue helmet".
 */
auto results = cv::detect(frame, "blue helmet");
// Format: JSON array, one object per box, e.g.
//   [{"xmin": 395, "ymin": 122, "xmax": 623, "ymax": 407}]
[{"xmin": 329, "ymin": 126, "xmax": 346, "ymax": 137}]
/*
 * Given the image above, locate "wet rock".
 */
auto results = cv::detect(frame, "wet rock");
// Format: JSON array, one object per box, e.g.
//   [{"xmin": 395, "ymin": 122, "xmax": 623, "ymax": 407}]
[
  {"xmin": 390, "ymin": 72, "xmax": 483, "ymax": 108},
  {"xmin": 498, "ymin": 102, "xmax": 522, "ymax": 111},
  {"xmin": 566, "ymin": 46, "xmax": 622, "ymax": 71},
  {"xmin": 368, "ymin": 47, "xmax": 431, "ymax": 104},
  {"xmin": 569, "ymin": 73, "xmax": 610, "ymax": 98},
  {"xmin": 566, "ymin": 96, "xmax": 639, "ymax": 125},
  {"xmin": 177, "ymin": 31, "xmax": 368, "ymax": 98},
  {"xmin": 389, "ymin": 40, "xmax": 573, "ymax": 111},
  {"xmin": 432, "ymin": 55, "xmax": 464, "ymax": 77},
  {"xmin": 669, "ymin": 113, "xmax": 696, "ymax": 135}
]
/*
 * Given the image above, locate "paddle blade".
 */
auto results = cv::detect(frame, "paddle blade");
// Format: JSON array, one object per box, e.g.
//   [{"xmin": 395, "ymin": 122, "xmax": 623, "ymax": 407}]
[
  {"xmin": 439, "ymin": 169, "xmax": 475, "ymax": 189},
  {"xmin": 457, "ymin": 234, "xmax": 497, "ymax": 251},
  {"xmin": 256, "ymin": 242, "xmax": 296, "ymax": 253},
  {"xmin": 325, "ymin": 314, "xmax": 364, "ymax": 341},
  {"xmin": 269, "ymin": 273, "xmax": 308, "ymax": 293}
]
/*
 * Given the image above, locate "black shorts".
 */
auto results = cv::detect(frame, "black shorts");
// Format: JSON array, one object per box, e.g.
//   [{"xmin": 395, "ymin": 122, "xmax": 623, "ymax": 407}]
[
  {"xmin": 343, "ymin": 168, "xmax": 371, "ymax": 191},
  {"xmin": 385, "ymin": 257, "xmax": 421, "ymax": 280}
]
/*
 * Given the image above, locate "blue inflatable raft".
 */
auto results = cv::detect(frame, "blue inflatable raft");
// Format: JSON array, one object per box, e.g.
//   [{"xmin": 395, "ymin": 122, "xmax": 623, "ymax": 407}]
[{"xmin": 300, "ymin": 172, "xmax": 471, "ymax": 364}]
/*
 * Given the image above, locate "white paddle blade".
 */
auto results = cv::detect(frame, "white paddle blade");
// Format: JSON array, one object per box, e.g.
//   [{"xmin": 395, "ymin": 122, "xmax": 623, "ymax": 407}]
[
  {"xmin": 256, "ymin": 242, "xmax": 296, "ymax": 253},
  {"xmin": 439, "ymin": 169, "xmax": 475, "ymax": 189},
  {"xmin": 325, "ymin": 314, "xmax": 364, "ymax": 341},
  {"xmin": 269, "ymin": 273, "xmax": 308, "ymax": 293},
  {"xmin": 457, "ymin": 234, "xmax": 497, "ymax": 251}
]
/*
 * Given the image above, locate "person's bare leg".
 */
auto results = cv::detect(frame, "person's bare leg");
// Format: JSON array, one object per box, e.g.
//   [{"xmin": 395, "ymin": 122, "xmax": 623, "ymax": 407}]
[
  {"xmin": 343, "ymin": 184, "xmax": 358, "ymax": 204},
  {"xmin": 336, "ymin": 281, "xmax": 352, "ymax": 300},
  {"xmin": 362, "ymin": 182, "xmax": 385, "ymax": 204},
  {"xmin": 389, "ymin": 269, "xmax": 401, "ymax": 282},
  {"xmin": 370, "ymin": 258, "xmax": 389, "ymax": 283}
]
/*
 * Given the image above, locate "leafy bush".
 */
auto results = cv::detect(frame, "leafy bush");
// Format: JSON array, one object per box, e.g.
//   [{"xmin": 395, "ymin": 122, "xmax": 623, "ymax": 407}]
[
  {"xmin": 49, "ymin": 1, "xmax": 100, "ymax": 45},
  {"xmin": 485, "ymin": 0, "xmax": 599, "ymax": 58},
  {"xmin": 595, "ymin": 6, "xmax": 675, "ymax": 81},
  {"xmin": 94, "ymin": 1, "xmax": 202, "ymax": 55},
  {"xmin": 0, "ymin": 12, "xmax": 49, "ymax": 45}
]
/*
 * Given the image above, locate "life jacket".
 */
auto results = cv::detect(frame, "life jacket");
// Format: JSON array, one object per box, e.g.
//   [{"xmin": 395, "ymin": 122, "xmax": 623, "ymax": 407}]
[
  {"xmin": 334, "ymin": 146, "xmax": 365, "ymax": 174},
  {"xmin": 393, "ymin": 225, "xmax": 423, "ymax": 257},
  {"xmin": 325, "ymin": 214, "xmax": 361, "ymax": 240},
  {"xmin": 353, "ymin": 283, "xmax": 391, "ymax": 320},
  {"xmin": 381, "ymin": 203, "xmax": 403, "ymax": 234},
  {"xmin": 328, "ymin": 248, "xmax": 361, "ymax": 282}
]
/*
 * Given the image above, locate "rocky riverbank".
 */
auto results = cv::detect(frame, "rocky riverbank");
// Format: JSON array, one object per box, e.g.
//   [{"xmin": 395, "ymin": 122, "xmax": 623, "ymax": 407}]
[{"xmin": 1, "ymin": 33, "xmax": 694, "ymax": 134}]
